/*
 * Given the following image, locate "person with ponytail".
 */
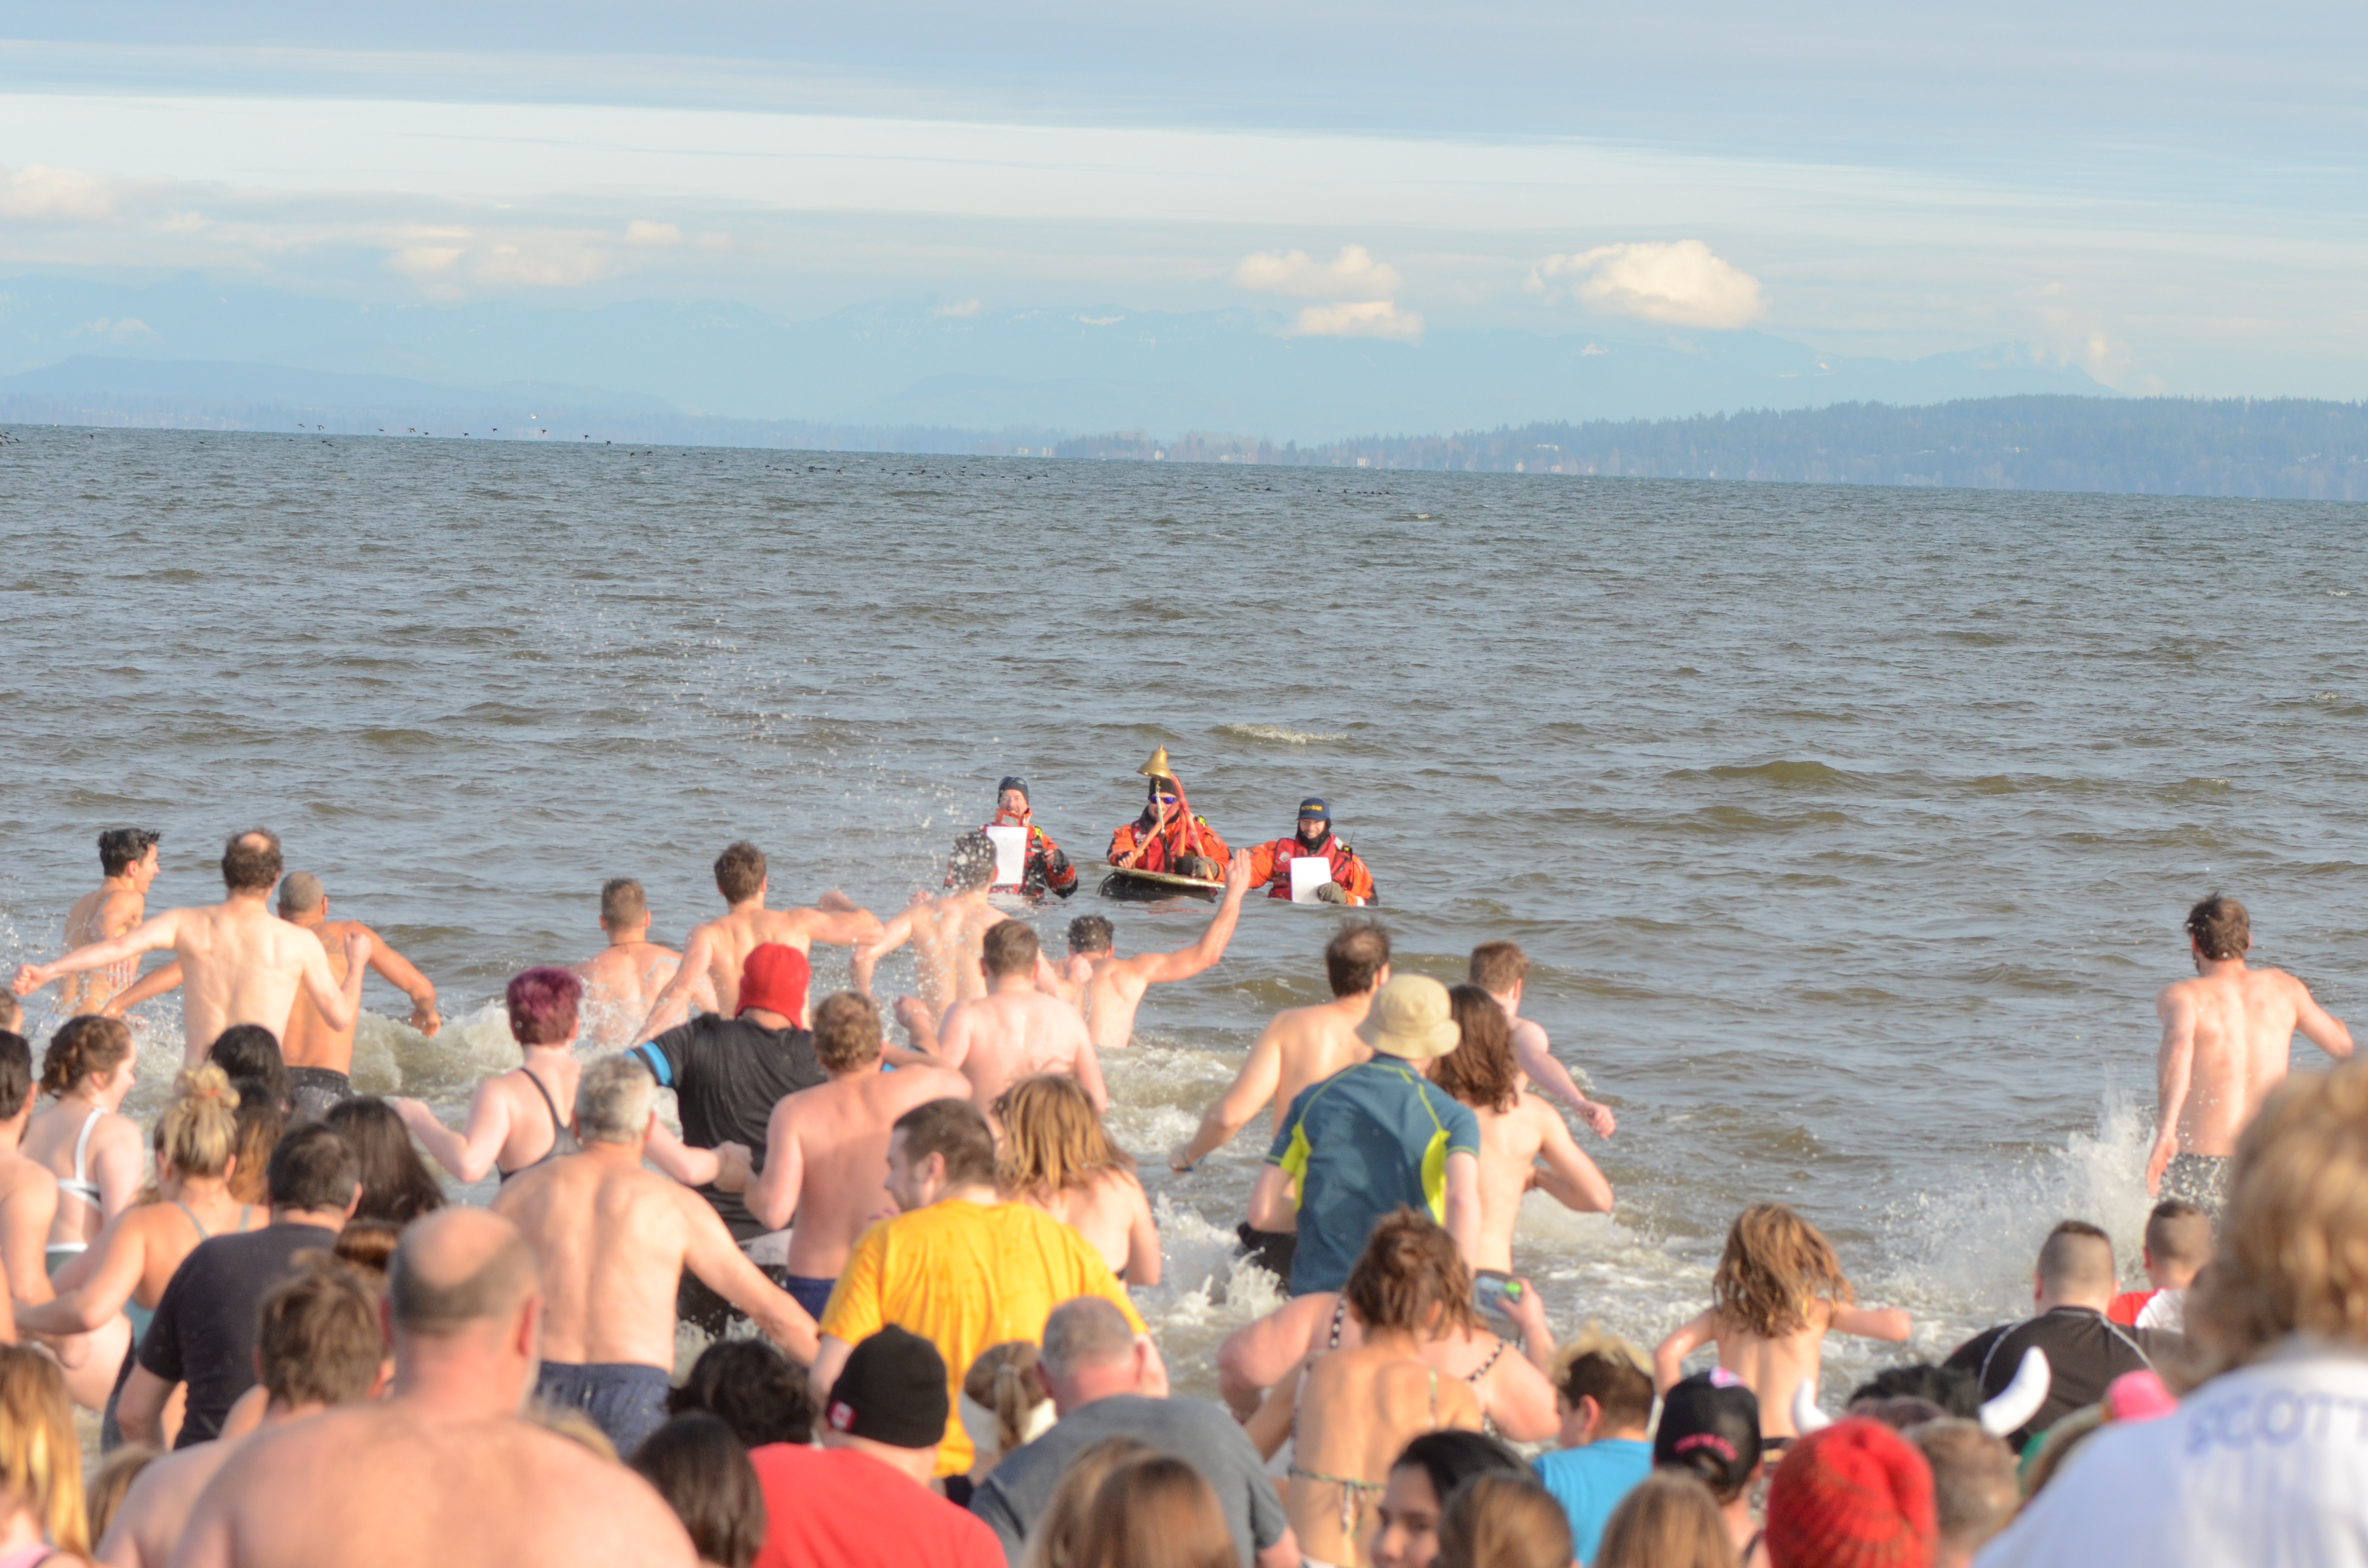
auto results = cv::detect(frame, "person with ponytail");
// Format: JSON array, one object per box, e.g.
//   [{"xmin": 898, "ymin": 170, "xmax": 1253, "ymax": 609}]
[
  {"xmin": 0, "ymin": 1345, "xmax": 89, "ymax": 1563},
  {"xmin": 23, "ymin": 1066, "xmax": 259, "ymax": 1435}
]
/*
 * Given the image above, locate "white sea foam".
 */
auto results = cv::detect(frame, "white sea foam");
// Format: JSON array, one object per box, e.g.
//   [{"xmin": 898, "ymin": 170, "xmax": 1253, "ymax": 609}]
[{"xmin": 1216, "ymin": 723, "xmax": 1349, "ymax": 745}]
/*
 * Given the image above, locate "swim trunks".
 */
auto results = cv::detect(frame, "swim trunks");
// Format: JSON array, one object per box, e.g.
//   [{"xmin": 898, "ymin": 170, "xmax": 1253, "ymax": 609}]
[
  {"xmin": 2161, "ymin": 1153, "xmax": 2229, "ymax": 1217},
  {"xmin": 287, "ymin": 1066, "xmax": 353, "ymax": 1119},
  {"xmin": 1236, "ymin": 1223, "xmax": 1297, "ymax": 1283},
  {"xmin": 784, "ymin": 1274, "xmax": 836, "ymax": 1321},
  {"xmin": 533, "ymin": 1361, "xmax": 672, "ymax": 1457}
]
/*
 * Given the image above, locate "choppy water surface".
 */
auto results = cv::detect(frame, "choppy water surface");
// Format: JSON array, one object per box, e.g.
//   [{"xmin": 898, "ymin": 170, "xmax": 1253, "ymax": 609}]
[{"xmin": 5, "ymin": 426, "xmax": 2365, "ymax": 1401}]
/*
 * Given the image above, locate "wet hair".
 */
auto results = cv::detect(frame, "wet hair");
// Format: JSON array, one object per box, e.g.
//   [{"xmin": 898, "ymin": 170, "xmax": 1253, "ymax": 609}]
[
  {"xmin": 0, "ymin": 1346, "xmax": 87, "ymax": 1556},
  {"xmin": 1713, "ymin": 1203, "xmax": 1854, "ymax": 1337},
  {"xmin": 333, "ymin": 1220, "xmax": 401, "ymax": 1276},
  {"xmin": 85, "ymin": 1444, "xmax": 156, "ymax": 1554},
  {"xmin": 670, "ymin": 1337, "xmax": 817, "ymax": 1447},
  {"xmin": 2186, "ymin": 1060, "xmax": 2368, "ymax": 1383},
  {"xmin": 257, "ymin": 1256, "xmax": 386, "ymax": 1408},
  {"xmin": 1435, "ymin": 984, "xmax": 1521, "ymax": 1114},
  {"xmin": 99, "ymin": 828, "xmax": 160, "ymax": 878},
  {"xmin": 600, "ymin": 877, "xmax": 649, "ymax": 928},
  {"xmin": 209, "ymin": 1025, "xmax": 289, "ymax": 1110},
  {"xmin": 2036, "ymin": 1220, "xmax": 2116, "ymax": 1299},
  {"xmin": 630, "ymin": 1415, "xmax": 768, "ymax": 1568},
  {"xmin": 325, "ymin": 1097, "xmax": 447, "ymax": 1225},
  {"xmin": 228, "ymin": 1097, "xmax": 287, "ymax": 1204},
  {"xmin": 1067, "ymin": 915, "xmax": 1115, "ymax": 956},
  {"xmin": 1553, "ymin": 1326, "xmax": 1655, "ymax": 1432},
  {"xmin": 506, "ymin": 966, "xmax": 581, "ymax": 1047},
  {"xmin": 995, "ymin": 1075, "xmax": 1134, "ymax": 1197},
  {"xmin": 157, "ymin": 1065, "xmax": 242, "ymax": 1180},
  {"xmin": 221, "ymin": 828, "xmax": 284, "ymax": 893},
  {"xmin": 40, "ymin": 1014, "xmax": 134, "ymax": 1097},
  {"xmin": 1846, "ymin": 1362, "xmax": 1981, "ymax": 1420},
  {"xmin": 948, "ymin": 831, "xmax": 997, "ymax": 893},
  {"xmin": 1390, "ymin": 1429, "xmax": 1529, "ymax": 1512},
  {"xmin": 1069, "ymin": 1453, "xmax": 1235, "ymax": 1568},
  {"xmin": 1020, "ymin": 1435, "xmax": 1152, "ymax": 1568},
  {"xmin": 276, "ymin": 871, "xmax": 324, "ymax": 917},
  {"xmin": 1468, "ymin": 940, "xmax": 1530, "ymax": 995},
  {"xmin": 0, "ymin": 1033, "xmax": 31, "ymax": 1122},
  {"xmin": 266, "ymin": 1121, "xmax": 360, "ymax": 1213},
  {"xmin": 1589, "ymin": 1471, "xmax": 1726, "ymax": 1568},
  {"xmin": 714, "ymin": 841, "xmax": 767, "ymax": 904},
  {"xmin": 1325, "ymin": 919, "xmax": 1391, "ymax": 997},
  {"xmin": 2186, "ymin": 893, "xmax": 2250, "ymax": 961},
  {"xmin": 811, "ymin": 991, "xmax": 884, "ymax": 1073},
  {"xmin": 963, "ymin": 1340, "xmax": 1050, "ymax": 1459},
  {"xmin": 2146, "ymin": 1199, "xmax": 2214, "ymax": 1270},
  {"xmin": 1910, "ymin": 1419, "xmax": 2019, "ymax": 1559},
  {"xmin": 1344, "ymin": 1207, "xmax": 1478, "ymax": 1336},
  {"xmin": 982, "ymin": 919, "xmax": 1040, "ymax": 979},
  {"xmin": 893, "ymin": 1097, "xmax": 999, "ymax": 1188},
  {"xmin": 390, "ymin": 1221, "xmax": 539, "ymax": 1339},
  {"xmin": 576, "ymin": 1054, "xmax": 655, "ymax": 1145}
]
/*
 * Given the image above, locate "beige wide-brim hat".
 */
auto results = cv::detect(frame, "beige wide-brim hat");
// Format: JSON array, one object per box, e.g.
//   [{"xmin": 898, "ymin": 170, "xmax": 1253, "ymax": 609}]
[{"xmin": 1357, "ymin": 974, "xmax": 1462, "ymax": 1060}]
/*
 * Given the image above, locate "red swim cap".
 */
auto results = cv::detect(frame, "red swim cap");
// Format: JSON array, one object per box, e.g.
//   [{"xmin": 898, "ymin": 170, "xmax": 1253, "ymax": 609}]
[
  {"xmin": 736, "ymin": 943, "xmax": 811, "ymax": 1022},
  {"xmin": 1765, "ymin": 1418, "xmax": 1937, "ymax": 1568}
]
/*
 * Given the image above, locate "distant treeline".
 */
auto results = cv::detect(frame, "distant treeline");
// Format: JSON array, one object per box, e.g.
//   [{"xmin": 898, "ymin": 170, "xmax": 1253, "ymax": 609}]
[{"xmin": 1058, "ymin": 396, "xmax": 2368, "ymax": 501}]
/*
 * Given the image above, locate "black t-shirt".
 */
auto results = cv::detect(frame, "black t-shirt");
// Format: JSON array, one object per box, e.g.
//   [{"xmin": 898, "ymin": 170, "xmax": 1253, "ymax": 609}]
[
  {"xmin": 138, "ymin": 1220, "xmax": 342, "ymax": 1448},
  {"xmin": 631, "ymin": 1016, "xmax": 824, "ymax": 1240},
  {"xmin": 1944, "ymin": 1306, "xmax": 2174, "ymax": 1449}
]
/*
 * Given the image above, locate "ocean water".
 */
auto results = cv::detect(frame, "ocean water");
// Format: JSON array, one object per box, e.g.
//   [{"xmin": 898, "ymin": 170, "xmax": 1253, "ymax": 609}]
[{"xmin": 5, "ymin": 425, "xmax": 2364, "ymax": 1403}]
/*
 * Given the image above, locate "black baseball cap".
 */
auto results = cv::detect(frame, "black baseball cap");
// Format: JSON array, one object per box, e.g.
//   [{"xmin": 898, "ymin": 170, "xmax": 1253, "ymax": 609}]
[
  {"xmin": 1655, "ymin": 1369, "xmax": 1763, "ymax": 1498},
  {"xmin": 825, "ymin": 1326, "xmax": 950, "ymax": 1449}
]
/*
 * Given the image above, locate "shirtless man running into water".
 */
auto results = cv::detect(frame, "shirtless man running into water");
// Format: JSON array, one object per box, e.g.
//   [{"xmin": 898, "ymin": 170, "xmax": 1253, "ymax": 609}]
[
  {"xmin": 2147, "ymin": 894, "xmax": 2353, "ymax": 1213},
  {"xmin": 1060, "ymin": 849, "xmax": 1250, "ymax": 1052},
  {"xmin": 851, "ymin": 833, "xmax": 1008, "ymax": 1061},
  {"xmin": 936, "ymin": 921, "xmax": 1105, "ymax": 1122},
  {"xmin": 574, "ymin": 879, "xmax": 711, "ymax": 1050},
  {"xmin": 55, "ymin": 829, "xmax": 161, "ymax": 1017},
  {"xmin": 16, "ymin": 831, "xmax": 366, "ymax": 1067},
  {"xmin": 632, "ymin": 841, "xmax": 883, "ymax": 1039}
]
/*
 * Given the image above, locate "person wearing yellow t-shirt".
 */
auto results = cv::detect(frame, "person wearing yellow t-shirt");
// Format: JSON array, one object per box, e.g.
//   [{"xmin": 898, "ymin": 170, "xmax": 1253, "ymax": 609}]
[{"xmin": 808, "ymin": 1097, "xmax": 1158, "ymax": 1476}]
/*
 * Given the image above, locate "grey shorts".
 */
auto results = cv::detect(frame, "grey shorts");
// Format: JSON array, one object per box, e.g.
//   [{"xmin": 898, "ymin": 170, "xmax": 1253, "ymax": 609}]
[
  {"xmin": 288, "ymin": 1066, "xmax": 354, "ymax": 1119},
  {"xmin": 2162, "ymin": 1153, "xmax": 2230, "ymax": 1217}
]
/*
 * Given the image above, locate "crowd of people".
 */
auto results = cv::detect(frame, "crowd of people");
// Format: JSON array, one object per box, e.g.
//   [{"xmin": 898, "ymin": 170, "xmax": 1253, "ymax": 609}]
[{"xmin": 0, "ymin": 820, "xmax": 2359, "ymax": 1567}]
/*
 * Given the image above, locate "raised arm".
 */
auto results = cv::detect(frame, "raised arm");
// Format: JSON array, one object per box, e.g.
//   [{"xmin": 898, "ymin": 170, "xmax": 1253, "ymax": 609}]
[
  {"xmin": 395, "ymin": 1079, "xmax": 515, "ymax": 1184},
  {"xmin": 296, "ymin": 929, "xmax": 369, "ymax": 1033},
  {"xmin": 1135, "ymin": 850, "xmax": 1252, "ymax": 984},
  {"xmin": 1653, "ymin": 1310, "xmax": 1716, "ymax": 1394},
  {"xmin": 99, "ymin": 960, "xmax": 183, "ymax": 1019},
  {"xmin": 1169, "ymin": 1022, "xmax": 1287, "ymax": 1172},
  {"xmin": 1829, "ymin": 1303, "xmax": 1913, "ymax": 1342},
  {"xmin": 1531, "ymin": 1106, "xmax": 1615, "ymax": 1213},
  {"xmin": 634, "ymin": 925, "xmax": 715, "ymax": 1042},
  {"xmin": 1512, "ymin": 1021, "xmax": 1614, "ymax": 1137},
  {"xmin": 12, "ymin": 910, "xmax": 183, "ymax": 995},
  {"xmin": 850, "ymin": 906, "xmax": 918, "ymax": 997},
  {"xmin": 363, "ymin": 929, "xmax": 441, "ymax": 1036},
  {"xmin": 2291, "ymin": 973, "xmax": 2355, "ymax": 1061},
  {"xmin": 2147, "ymin": 985, "xmax": 2198, "ymax": 1195},
  {"xmin": 680, "ymin": 1192, "xmax": 819, "ymax": 1364},
  {"xmin": 794, "ymin": 900, "xmax": 888, "ymax": 951}
]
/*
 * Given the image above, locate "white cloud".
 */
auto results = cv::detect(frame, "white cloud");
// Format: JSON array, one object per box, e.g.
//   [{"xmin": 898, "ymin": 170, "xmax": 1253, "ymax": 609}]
[
  {"xmin": 475, "ymin": 242, "xmax": 607, "ymax": 288},
  {"xmin": 930, "ymin": 298, "xmax": 981, "ymax": 317},
  {"xmin": 1534, "ymin": 240, "xmax": 1766, "ymax": 329},
  {"xmin": 387, "ymin": 245, "xmax": 466, "ymax": 276},
  {"xmin": 1232, "ymin": 244, "xmax": 1400, "ymax": 301},
  {"xmin": 68, "ymin": 316, "xmax": 159, "ymax": 344},
  {"xmin": 1286, "ymin": 299, "xmax": 1423, "ymax": 342},
  {"xmin": 0, "ymin": 164, "xmax": 120, "ymax": 223},
  {"xmin": 625, "ymin": 220, "xmax": 681, "ymax": 247}
]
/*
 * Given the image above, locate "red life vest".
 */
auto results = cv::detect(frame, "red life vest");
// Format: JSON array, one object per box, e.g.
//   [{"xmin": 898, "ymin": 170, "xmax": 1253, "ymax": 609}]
[{"xmin": 1259, "ymin": 833, "xmax": 1365, "ymax": 898}]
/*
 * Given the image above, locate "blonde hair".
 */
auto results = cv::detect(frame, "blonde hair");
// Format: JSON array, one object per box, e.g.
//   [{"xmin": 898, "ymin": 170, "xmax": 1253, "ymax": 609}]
[
  {"xmin": 2185, "ymin": 1061, "xmax": 2368, "ymax": 1385},
  {"xmin": 1068, "ymin": 1454, "xmax": 1235, "ymax": 1568},
  {"xmin": 994, "ymin": 1076, "xmax": 1134, "ymax": 1196},
  {"xmin": 0, "ymin": 1346, "xmax": 88, "ymax": 1556},
  {"xmin": 1591, "ymin": 1471, "xmax": 1735, "ymax": 1568},
  {"xmin": 1713, "ymin": 1204, "xmax": 1855, "ymax": 1338},
  {"xmin": 86, "ymin": 1445, "xmax": 158, "ymax": 1552},
  {"xmin": 1019, "ymin": 1436, "xmax": 1151, "ymax": 1568},
  {"xmin": 156, "ymin": 1064, "xmax": 242, "ymax": 1180},
  {"xmin": 1551, "ymin": 1321, "xmax": 1652, "ymax": 1381}
]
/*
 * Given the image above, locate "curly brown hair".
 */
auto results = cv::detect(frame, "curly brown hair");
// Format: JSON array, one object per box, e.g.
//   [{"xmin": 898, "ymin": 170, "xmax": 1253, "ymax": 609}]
[
  {"xmin": 1712, "ymin": 1204, "xmax": 1855, "ymax": 1338},
  {"xmin": 1344, "ymin": 1208, "xmax": 1480, "ymax": 1337},
  {"xmin": 1434, "ymin": 986, "xmax": 1521, "ymax": 1114}
]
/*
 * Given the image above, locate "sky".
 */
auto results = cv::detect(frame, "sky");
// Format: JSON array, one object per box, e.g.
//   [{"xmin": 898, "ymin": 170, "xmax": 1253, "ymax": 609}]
[{"xmin": 2, "ymin": 1, "xmax": 2364, "ymax": 421}]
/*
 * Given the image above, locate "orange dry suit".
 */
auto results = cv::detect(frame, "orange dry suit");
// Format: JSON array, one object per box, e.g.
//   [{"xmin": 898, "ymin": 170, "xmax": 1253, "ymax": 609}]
[
  {"xmin": 1108, "ymin": 810, "xmax": 1231, "ymax": 877},
  {"xmin": 971, "ymin": 814, "xmax": 1078, "ymax": 900},
  {"xmin": 1246, "ymin": 830, "xmax": 1376, "ymax": 904}
]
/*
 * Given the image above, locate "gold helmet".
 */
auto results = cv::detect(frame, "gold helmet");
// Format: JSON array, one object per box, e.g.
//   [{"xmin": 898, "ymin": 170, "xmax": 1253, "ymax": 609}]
[{"xmin": 1137, "ymin": 745, "xmax": 1175, "ymax": 783}]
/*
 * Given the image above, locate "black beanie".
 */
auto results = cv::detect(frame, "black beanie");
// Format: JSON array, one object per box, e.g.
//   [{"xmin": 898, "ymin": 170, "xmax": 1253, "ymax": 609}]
[
  {"xmin": 997, "ymin": 776, "xmax": 1029, "ymax": 804},
  {"xmin": 825, "ymin": 1326, "xmax": 949, "ymax": 1449}
]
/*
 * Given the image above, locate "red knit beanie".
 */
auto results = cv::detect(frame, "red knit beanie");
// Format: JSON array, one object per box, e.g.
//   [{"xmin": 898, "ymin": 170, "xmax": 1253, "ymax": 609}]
[{"xmin": 1765, "ymin": 1418, "xmax": 1938, "ymax": 1568}]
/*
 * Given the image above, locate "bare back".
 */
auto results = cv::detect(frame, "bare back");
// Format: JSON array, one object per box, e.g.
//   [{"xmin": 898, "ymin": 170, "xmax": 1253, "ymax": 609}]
[
  {"xmin": 172, "ymin": 1405, "xmax": 697, "ymax": 1568},
  {"xmin": 772, "ymin": 1066, "xmax": 971, "ymax": 1278},
  {"xmin": 168, "ymin": 901, "xmax": 337, "ymax": 1062},
  {"xmin": 102, "ymin": 1425, "xmax": 243, "ymax": 1568},
  {"xmin": 574, "ymin": 940, "xmax": 688, "ymax": 1050},
  {"xmin": 1470, "ymin": 1099, "xmax": 1550, "ymax": 1274},
  {"xmin": 282, "ymin": 918, "xmax": 368, "ymax": 1072},
  {"xmin": 1024, "ymin": 1167, "xmax": 1157, "ymax": 1284},
  {"xmin": 1081, "ymin": 954, "xmax": 1155, "ymax": 1053},
  {"xmin": 906, "ymin": 895, "xmax": 1006, "ymax": 1017},
  {"xmin": 60, "ymin": 885, "xmax": 143, "ymax": 1013},
  {"xmin": 1702, "ymin": 1305, "xmax": 1833, "ymax": 1440},
  {"xmin": 1277, "ymin": 1345, "xmax": 1481, "ymax": 1564},
  {"xmin": 2157, "ymin": 965, "xmax": 2333, "ymax": 1156},
  {"xmin": 1265, "ymin": 1000, "xmax": 1375, "ymax": 1132},
  {"xmin": 696, "ymin": 906, "xmax": 826, "ymax": 1017},
  {"xmin": 492, "ymin": 1153, "xmax": 708, "ymax": 1369},
  {"xmin": 937, "ymin": 986, "xmax": 1102, "ymax": 1117}
]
